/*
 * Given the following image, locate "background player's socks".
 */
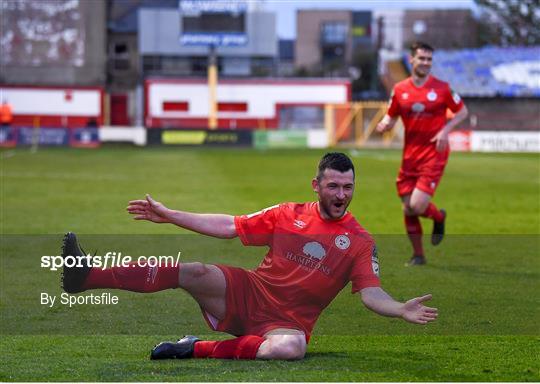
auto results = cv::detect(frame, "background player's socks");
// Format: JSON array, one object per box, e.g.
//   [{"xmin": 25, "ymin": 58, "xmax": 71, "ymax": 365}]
[
  {"xmin": 82, "ymin": 263, "xmax": 179, "ymax": 292},
  {"xmin": 193, "ymin": 335, "xmax": 264, "ymax": 359},
  {"xmin": 405, "ymin": 215, "xmax": 424, "ymax": 256},
  {"xmin": 421, "ymin": 203, "xmax": 444, "ymax": 222}
]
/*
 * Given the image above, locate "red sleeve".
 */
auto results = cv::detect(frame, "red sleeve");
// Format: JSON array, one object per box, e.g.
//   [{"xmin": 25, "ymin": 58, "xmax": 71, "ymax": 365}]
[
  {"xmin": 234, "ymin": 204, "xmax": 281, "ymax": 246},
  {"xmin": 445, "ymin": 84, "xmax": 464, "ymax": 113},
  {"xmin": 350, "ymin": 238, "xmax": 381, "ymax": 293},
  {"xmin": 387, "ymin": 87, "xmax": 401, "ymax": 118}
]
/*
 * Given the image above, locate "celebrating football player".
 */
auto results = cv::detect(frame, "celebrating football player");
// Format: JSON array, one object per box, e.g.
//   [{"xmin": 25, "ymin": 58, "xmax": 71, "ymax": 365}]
[{"xmin": 61, "ymin": 152, "xmax": 437, "ymax": 360}]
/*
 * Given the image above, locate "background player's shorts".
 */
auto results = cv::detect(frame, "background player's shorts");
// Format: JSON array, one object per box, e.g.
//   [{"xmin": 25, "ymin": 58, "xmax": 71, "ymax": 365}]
[
  {"xmin": 396, "ymin": 161, "xmax": 447, "ymax": 197},
  {"xmin": 201, "ymin": 265, "xmax": 309, "ymax": 341}
]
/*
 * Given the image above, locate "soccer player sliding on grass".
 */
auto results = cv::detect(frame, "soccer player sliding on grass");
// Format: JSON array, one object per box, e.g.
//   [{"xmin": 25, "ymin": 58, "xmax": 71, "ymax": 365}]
[
  {"xmin": 377, "ymin": 42, "xmax": 468, "ymax": 266},
  {"xmin": 61, "ymin": 152, "xmax": 437, "ymax": 361}
]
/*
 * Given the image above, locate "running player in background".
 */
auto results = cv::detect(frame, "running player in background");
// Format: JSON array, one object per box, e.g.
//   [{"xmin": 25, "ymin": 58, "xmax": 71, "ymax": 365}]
[
  {"xmin": 377, "ymin": 42, "xmax": 468, "ymax": 266},
  {"xmin": 61, "ymin": 152, "xmax": 438, "ymax": 360}
]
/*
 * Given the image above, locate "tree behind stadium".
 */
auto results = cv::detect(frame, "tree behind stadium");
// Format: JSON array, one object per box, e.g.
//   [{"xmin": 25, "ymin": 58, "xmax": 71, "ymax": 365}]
[{"xmin": 474, "ymin": 0, "xmax": 540, "ymax": 46}]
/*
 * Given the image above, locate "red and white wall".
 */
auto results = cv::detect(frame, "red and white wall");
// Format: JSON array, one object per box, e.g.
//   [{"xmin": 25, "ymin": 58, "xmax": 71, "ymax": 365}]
[
  {"xmin": 0, "ymin": 85, "xmax": 104, "ymax": 127},
  {"xmin": 145, "ymin": 78, "xmax": 351, "ymax": 129}
]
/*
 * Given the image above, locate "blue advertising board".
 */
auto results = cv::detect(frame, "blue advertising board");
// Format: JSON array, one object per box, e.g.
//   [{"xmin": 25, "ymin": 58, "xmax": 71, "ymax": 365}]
[
  {"xmin": 3, "ymin": 127, "xmax": 100, "ymax": 148},
  {"xmin": 18, "ymin": 127, "xmax": 69, "ymax": 146},
  {"xmin": 0, "ymin": 126, "xmax": 17, "ymax": 147},
  {"xmin": 71, "ymin": 127, "xmax": 100, "ymax": 148}
]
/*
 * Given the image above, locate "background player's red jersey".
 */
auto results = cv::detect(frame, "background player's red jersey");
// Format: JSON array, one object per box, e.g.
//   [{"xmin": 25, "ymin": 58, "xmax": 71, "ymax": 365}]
[
  {"xmin": 234, "ymin": 202, "xmax": 380, "ymax": 335},
  {"xmin": 388, "ymin": 75, "xmax": 464, "ymax": 170}
]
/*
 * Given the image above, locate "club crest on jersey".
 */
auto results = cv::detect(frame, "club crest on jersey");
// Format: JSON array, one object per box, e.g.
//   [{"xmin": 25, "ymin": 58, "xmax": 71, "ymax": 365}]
[
  {"xmin": 401, "ymin": 92, "xmax": 409, "ymax": 100},
  {"xmin": 334, "ymin": 235, "xmax": 351, "ymax": 250},
  {"xmin": 427, "ymin": 90, "xmax": 438, "ymax": 101},
  {"xmin": 293, "ymin": 219, "xmax": 306, "ymax": 229},
  {"xmin": 452, "ymin": 90, "xmax": 461, "ymax": 104},
  {"xmin": 302, "ymin": 241, "xmax": 326, "ymax": 261},
  {"xmin": 371, "ymin": 246, "xmax": 380, "ymax": 276},
  {"xmin": 412, "ymin": 102, "xmax": 425, "ymax": 113}
]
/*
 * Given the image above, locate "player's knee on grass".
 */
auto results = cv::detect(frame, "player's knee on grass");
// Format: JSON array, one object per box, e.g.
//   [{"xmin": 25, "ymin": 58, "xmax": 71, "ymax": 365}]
[{"xmin": 257, "ymin": 334, "xmax": 306, "ymax": 360}]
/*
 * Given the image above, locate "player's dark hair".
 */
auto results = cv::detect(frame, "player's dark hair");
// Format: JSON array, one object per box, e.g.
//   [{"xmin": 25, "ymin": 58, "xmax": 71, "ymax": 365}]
[
  {"xmin": 410, "ymin": 41, "xmax": 434, "ymax": 56},
  {"xmin": 317, "ymin": 152, "xmax": 355, "ymax": 180}
]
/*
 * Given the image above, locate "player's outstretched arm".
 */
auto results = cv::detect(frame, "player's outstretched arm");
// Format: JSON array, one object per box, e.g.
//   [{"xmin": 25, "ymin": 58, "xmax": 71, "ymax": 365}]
[
  {"xmin": 360, "ymin": 287, "xmax": 438, "ymax": 325},
  {"xmin": 127, "ymin": 194, "xmax": 237, "ymax": 239},
  {"xmin": 376, "ymin": 114, "xmax": 398, "ymax": 133}
]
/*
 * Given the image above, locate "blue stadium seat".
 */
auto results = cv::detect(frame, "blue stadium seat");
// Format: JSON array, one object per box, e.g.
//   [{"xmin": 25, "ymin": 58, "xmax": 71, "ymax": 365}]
[{"xmin": 404, "ymin": 46, "xmax": 540, "ymax": 98}]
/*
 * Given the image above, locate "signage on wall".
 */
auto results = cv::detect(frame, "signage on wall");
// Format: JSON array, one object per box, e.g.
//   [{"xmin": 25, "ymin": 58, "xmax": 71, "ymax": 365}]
[{"xmin": 179, "ymin": 0, "xmax": 248, "ymax": 47}]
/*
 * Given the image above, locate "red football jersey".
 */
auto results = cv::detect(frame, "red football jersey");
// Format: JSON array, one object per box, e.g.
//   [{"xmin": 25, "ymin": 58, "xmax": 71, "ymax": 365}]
[
  {"xmin": 388, "ymin": 75, "xmax": 464, "ymax": 170},
  {"xmin": 234, "ymin": 202, "xmax": 380, "ymax": 334}
]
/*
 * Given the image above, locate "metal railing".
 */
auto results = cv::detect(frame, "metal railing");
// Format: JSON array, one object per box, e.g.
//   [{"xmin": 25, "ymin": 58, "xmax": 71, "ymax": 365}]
[{"xmin": 325, "ymin": 101, "xmax": 403, "ymax": 147}]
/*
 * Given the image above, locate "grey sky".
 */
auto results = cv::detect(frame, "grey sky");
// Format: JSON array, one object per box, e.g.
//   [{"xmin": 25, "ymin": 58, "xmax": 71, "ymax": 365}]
[{"xmin": 262, "ymin": 0, "xmax": 477, "ymax": 39}]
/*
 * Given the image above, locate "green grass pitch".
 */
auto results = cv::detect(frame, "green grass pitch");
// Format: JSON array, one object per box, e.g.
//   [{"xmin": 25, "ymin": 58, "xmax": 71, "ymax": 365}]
[{"xmin": 1, "ymin": 146, "xmax": 539, "ymax": 381}]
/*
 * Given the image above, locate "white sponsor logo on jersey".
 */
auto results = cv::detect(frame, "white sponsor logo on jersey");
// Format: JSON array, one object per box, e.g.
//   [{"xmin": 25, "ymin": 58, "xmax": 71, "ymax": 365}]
[
  {"xmin": 302, "ymin": 241, "xmax": 326, "ymax": 260},
  {"xmin": 412, "ymin": 102, "xmax": 425, "ymax": 112}
]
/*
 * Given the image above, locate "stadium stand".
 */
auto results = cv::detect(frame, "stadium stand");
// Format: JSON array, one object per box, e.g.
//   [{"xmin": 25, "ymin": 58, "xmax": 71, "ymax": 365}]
[{"xmin": 404, "ymin": 46, "xmax": 540, "ymax": 97}]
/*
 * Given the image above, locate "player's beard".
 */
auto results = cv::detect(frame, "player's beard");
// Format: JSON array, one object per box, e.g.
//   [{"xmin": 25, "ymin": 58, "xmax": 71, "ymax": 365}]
[
  {"xmin": 319, "ymin": 198, "xmax": 350, "ymax": 220},
  {"xmin": 414, "ymin": 65, "xmax": 431, "ymax": 79}
]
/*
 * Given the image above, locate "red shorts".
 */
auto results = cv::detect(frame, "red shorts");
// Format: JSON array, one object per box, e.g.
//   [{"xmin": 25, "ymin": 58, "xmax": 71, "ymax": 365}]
[
  {"xmin": 201, "ymin": 265, "xmax": 309, "ymax": 341},
  {"xmin": 396, "ymin": 159, "xmax": 448, "ymax": 197}
]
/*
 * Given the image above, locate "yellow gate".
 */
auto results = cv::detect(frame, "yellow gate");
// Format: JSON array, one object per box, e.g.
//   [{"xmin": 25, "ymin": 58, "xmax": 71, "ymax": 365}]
[{"xmin": 325, "ymin": 101, "xmax": 403, "ymax": 147}]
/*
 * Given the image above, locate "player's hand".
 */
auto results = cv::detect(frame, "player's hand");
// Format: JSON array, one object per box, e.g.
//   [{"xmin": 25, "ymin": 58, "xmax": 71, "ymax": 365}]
[
  {"xmin": 400, "ymin": 294, "xmax": 438, "ymax": 325},
  {"xmin": 127, "ymin": 194, "xmax": 171, "ymax": 223},
  {"xmin": 431, "ymin": 129, "xmax": 449, "ymax": 152},
  {"xmin": 376, "ymin": 121, "xmax": 391, "ymax": 133}
]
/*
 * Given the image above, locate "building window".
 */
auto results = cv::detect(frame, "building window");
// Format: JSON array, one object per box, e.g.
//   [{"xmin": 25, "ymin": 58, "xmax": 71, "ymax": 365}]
[
  {"xmin": 111, "ymin": 42, "xmax": 130, "ymax": 71},
  {"xmin": 142, "ymin": 56, "xmax": 162, "ymax": 72},
  {"xmin": 114, "ymin": 59, "xmax": 130, "ymax": 71},
  {"xmin": 251, "ymin": 57, "xmax": 274, "ymax": 77},
  {"xmin": 321, "ymin": 22, "xmax": 348, "ymax": 44},
  {"xmin": 114, "ymin": 43, "xmax": 128, "ymax": 55},
  {"xmin": 191, "ymin": 57, "xmax": 209, "ymax": 75},
  {"xmin": 162, "ymin": 57, "xmax": 190, "ymax": 75}
]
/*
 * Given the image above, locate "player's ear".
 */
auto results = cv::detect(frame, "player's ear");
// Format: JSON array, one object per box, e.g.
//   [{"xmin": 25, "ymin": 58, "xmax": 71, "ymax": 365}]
[{"xmin": 312, "ymin": 178, "xmax": 320, "ymax": 193}]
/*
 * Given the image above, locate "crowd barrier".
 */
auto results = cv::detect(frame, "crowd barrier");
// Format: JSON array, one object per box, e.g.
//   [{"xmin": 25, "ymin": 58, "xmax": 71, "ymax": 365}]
[{"xmin": 1, "ymin": 126, "xmax": 538, "ymax": 152}]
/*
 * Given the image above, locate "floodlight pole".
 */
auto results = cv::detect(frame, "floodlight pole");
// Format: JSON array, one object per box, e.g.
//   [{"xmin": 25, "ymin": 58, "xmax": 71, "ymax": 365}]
[{"xmin": 208, "ymin": 45, "xmax": 218, "ymax": 130}]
